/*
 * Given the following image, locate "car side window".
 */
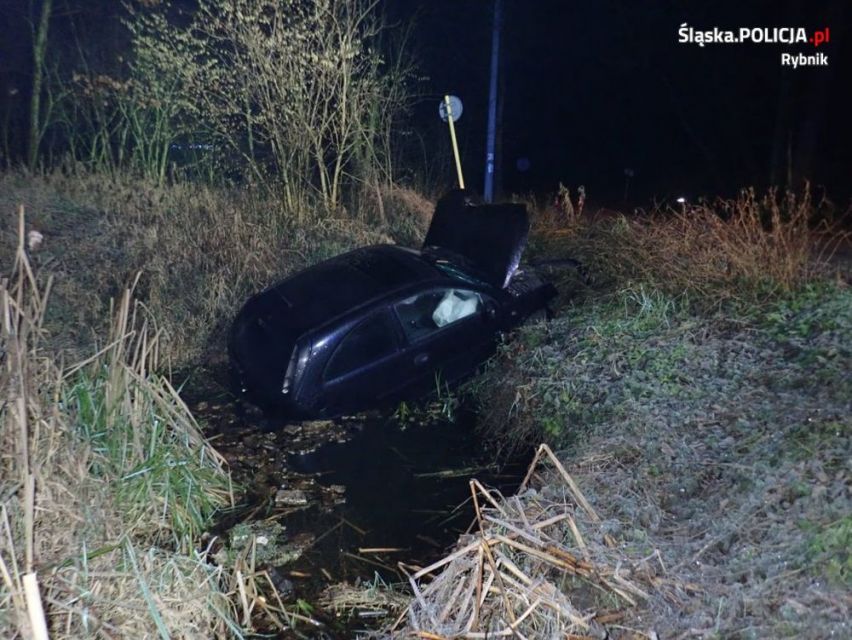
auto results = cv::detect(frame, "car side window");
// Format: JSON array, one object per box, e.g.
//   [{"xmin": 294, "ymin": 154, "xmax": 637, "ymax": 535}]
[
  {"xmin": 394, "ymin": 288, "xmax": 484, "ymax": 343},
  {"xmin": 324, "ymin": 311, "xmax": 398, "ymax": 381}
]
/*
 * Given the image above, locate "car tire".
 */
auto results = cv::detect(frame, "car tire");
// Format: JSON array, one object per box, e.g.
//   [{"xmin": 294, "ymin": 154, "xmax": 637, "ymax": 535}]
[{"xmin": 524, "ymin": 308, "xmax": 548, "ymax": 324}]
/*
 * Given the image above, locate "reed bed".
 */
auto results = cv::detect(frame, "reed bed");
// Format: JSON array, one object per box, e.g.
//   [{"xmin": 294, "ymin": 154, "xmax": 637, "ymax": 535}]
[
  {"xmin": 0, "ymin": 206, "xmax": 238, "ymax": 638},
  {"xmin": 389, "ymin": 445, "xmax": 667, "ymax": 639},
  {"xmin": 319, "ymin": 572, "xmax": 411, "ymax": 625},
  {"xmin": 532, "ymin": 185, "xmax": 848, "ymax": 309}
]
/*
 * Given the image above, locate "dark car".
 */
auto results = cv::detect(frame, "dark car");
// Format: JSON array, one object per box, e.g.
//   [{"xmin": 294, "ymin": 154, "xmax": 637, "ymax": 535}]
[{"xmin": 229, "ymin": 190, "xmax": 556, "ymax": 418}]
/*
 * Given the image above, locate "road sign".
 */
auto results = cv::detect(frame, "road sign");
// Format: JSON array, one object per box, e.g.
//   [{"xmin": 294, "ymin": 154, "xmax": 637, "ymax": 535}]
[
  {"xmin": 438, "ymin": 95, "xmax": 463, "ymax": 123},
  {"xmin": 440, "ymin": 95, "xmax": 465, "ymax": 189}
]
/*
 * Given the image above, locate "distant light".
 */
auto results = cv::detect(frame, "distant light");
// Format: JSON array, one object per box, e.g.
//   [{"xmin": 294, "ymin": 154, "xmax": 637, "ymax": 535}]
[
  {"xmin": 676, "ymin": 197, "xmax": 686, "ymax": 204},
  {"xmin": 516, "ymin": 157, "xmax": 531, "ymax": 172}
]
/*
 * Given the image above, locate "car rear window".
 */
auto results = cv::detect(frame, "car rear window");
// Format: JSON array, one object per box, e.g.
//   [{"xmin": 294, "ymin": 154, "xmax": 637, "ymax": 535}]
[
  {"xmin": 274, "ymin": 263, "xmax": 379, "ymax": 325},
  {"xmin": 272, "ymin": 249, "xmax": 423, "ymax": 328},
  {"xmin": 324, "ymin": 311, "xmax": 399, "ymax": 380}
]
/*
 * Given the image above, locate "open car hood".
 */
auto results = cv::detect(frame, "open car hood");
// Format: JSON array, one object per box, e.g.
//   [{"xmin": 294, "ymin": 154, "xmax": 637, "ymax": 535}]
[{"xmin": 422, "ymin": 190, "xmax": 530, "ymax": 289}]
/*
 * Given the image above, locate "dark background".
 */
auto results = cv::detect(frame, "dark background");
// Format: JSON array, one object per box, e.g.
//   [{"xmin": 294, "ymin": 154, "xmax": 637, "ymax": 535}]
[
  {"xmin": 389, "ymin": 0, "xmax": 849, "ymax": 205},
  {"xmin": 1, "ymin": 0, "xmax": 849, "ymax": 206}
]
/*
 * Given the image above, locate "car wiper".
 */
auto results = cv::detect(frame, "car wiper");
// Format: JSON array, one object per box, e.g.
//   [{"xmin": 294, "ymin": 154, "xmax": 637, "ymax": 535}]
[{"xmin": 429, "ymin": 253, "xmax": 490, "ymax": 287}]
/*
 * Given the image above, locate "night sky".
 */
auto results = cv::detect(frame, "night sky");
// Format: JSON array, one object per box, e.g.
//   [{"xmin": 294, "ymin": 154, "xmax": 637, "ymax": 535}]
[
  {"xmin": 390, "ymin": 0, "xmax": 850, "ymax": 205},
  {"xmin": 1, "ymin": 0, "xmax": 849, "ymax": 205}
]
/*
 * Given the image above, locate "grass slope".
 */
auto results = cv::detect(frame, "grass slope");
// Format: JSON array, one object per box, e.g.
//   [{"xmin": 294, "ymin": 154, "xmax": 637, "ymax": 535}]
[{"xmin": 461, "ymin": 191, "xmax": 850, "ymax": 638}]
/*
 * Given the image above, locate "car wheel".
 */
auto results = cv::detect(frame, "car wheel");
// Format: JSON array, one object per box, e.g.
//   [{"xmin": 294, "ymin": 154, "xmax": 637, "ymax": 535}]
[{"xmin": 524, "ymin": 308, "xmax": 548, "ymax": 325}]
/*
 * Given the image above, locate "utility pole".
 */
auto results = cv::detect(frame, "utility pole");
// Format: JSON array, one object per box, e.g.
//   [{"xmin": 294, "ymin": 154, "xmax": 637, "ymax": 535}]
[{"xmin": 483, "ymin": 0, "xmax": 502, "ymax": 202}]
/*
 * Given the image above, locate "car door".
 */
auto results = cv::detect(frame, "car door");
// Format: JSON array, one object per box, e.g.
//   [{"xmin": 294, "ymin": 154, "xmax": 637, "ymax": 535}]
[
  {"xmin": 318, "ymin": 308, "xmax": 409, "ymax": 415},
  {"xmin": 393, "ymin": 286, "xmax": 499, "ymax": 398}
]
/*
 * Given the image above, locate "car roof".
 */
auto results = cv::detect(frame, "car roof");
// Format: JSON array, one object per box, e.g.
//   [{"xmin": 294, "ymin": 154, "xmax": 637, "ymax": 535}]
[{"xmin": 265, "ymin": 245, "xmax": 442, "ymax": 328}]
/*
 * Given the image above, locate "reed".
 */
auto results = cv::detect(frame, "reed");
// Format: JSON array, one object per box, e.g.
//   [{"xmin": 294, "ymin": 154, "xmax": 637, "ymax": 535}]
[{"xmin": 0, "ymin": 206, "xmax": 238, "ymax": 638}]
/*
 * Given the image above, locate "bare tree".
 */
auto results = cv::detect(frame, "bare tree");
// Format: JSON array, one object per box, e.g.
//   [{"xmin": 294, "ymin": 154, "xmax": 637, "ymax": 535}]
[
  {"xmin": 130, "ymin": 0, "xmax": 411, "ymax": 212},
  {"xmin": 27, "ymin": 0, "xmax": 52, "ymax": 170}
]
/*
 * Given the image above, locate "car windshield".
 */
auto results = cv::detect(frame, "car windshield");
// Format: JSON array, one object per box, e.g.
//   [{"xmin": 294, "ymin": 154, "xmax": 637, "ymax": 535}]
[{"xmin": 432, "ymin": 259, "xmax": 489, "ymax": 287}]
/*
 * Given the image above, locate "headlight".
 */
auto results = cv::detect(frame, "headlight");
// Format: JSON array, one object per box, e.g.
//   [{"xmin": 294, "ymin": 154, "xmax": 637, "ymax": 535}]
[{"xmin": 282, "ymin": 344, "xmax": 310, "ymax": 394}]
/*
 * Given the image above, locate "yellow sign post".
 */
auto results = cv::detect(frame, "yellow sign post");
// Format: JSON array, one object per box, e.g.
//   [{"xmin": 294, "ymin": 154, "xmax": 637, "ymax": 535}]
[{"xmin": 443, "ymin": 95, "xmax": 465, "ymax": 189}]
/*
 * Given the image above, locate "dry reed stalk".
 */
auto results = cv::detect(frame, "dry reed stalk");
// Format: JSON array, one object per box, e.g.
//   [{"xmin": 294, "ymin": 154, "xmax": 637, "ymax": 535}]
[
  {"xmin": 471, "ymin": 478, "xmax": 510, "ymax": 516},
  {"xmin": 0, "ymin": 507, "xmax": 29, "ymax": 636},
  {"xmin": 471, "ymin": 481, "xmax": 519, "ymax": 633},
  {"xmin": 521, "ymin": 445, "xmax": 600, "ymax": 522},
  {"xmin": 1, "ymin": 206, "xmax": 239, "ymax": 638},
  {"xmin": 412, "ymin": 539, "xmax": 485, "ymax": 580},
  {"xmin": 235, "ymin": 568, "xmax": 251, "ymax": 627},
  {"xmin": 494, "ymin": 553, "xmax": 532, "ymax": 588},
  {"xmin": 389, "ymin": 443, "xmax": 655, "ymax": 639},
  {"xmin": 484, "ymin": 514, "xmax": 548, "ymax": 549},
  {"xmin": 1, "ymin": 207, "xmax": 50, "ymax": 639},
  {"xmin": 531, "ymin": 512, "xmax": 571, "ymax": 530},
  {"xmin": 227, "ymin": 534, "xmax": 313, "ymax": 633},
  {"xmin": 438, "ymin": 572, "xmax": 470, "ymax": 623}
]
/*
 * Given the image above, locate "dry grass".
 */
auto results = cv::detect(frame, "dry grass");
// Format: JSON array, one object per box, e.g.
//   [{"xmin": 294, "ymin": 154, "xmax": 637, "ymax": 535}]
[
  {"xmin": 385, "ymin": 445, "xmax": 668, "ymax": 639},
  {"xmin": 533, "ymin": 185, "xmax": 849, "ymax": 309},
  {"xmin": 0, "ymin": 206, "xmax": 241, "ymax": 638},
  {"xmin": 374, "ymin": 185, "xmax": 435, "ymax": 245},
  {"xmin": 224, "ymin": 527, "xmax": 325, "ymax": 634},
  {"xmin": 320, "ymin": 578, "xmax": 411, "ymax": 622},
  {"xmin": 0, "ymin": 170, "xmax": 433, "ymax": 365},
  {"xmin": 414, "ymin": 280, "xmax": 850, "ymax": 637},
  {"xmin": 468, "ymin": 279, "xmax": 850, "ymax": 636},
  {"xmin": 0, "ymin": 172, "xmax": 436, "ymax": 636},
  {"xmin": 457, "ymin": 185, "xmax": 851, "ymax": 637}
]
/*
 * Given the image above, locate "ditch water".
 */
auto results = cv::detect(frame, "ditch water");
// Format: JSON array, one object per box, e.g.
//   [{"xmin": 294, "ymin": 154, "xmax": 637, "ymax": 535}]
[{"xmin": 180, "ymin": 366, "xmax": 532, "ymax": 637}]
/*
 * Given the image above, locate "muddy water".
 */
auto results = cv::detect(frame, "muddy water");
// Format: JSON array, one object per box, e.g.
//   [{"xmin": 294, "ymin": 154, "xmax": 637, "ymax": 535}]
[{"xmin": 180, "ymin": 366, "xmax": 531, "ymax": 636}]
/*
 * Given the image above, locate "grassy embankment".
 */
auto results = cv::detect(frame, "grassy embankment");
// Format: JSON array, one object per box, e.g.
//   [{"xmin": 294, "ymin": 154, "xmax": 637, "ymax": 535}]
[
  {"xmin": 2, "ymin": 170, "xmax": 848, "ymax": 638},
  {"xmin": 0, "ymin": 170, "xmax": 433, "ymax": 365},
  {"xmin": 448, "ymin": 187, "xmax": 850, "ymax": 638},
  {"xmin": 0, "ymin": 170, "xmax": 433, "ymax": 638}
]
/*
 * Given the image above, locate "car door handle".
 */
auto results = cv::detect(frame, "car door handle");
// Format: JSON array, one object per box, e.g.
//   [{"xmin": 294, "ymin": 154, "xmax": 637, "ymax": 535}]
[{"xmin": 413, "ymin": 353, "xmax": 430, "ymax": 367}]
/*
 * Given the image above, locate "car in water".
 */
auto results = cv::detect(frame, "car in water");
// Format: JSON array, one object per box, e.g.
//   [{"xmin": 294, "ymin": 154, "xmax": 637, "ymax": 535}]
[{"xmin": 229, "ymin": 190, "xmax": 557, "ymax": 418}]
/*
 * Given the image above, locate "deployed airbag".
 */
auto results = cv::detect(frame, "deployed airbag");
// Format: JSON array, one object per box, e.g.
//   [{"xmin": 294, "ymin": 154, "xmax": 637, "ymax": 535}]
[{"xmin": 432, "ymin": 290, "xmax": 481, "ymax": 327}]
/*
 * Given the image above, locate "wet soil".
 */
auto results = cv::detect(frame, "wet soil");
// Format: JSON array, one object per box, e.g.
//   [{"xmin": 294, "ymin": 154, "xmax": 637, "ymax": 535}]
[{"xmin": 179, "ymin": 365, "xmax": 531, "ymax": 636}]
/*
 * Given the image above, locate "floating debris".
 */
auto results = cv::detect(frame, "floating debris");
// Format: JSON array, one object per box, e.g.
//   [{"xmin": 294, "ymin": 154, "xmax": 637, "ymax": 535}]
[{"xmin": 276, "ymin": 488, "xmax": 309, "ymax": 506}]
